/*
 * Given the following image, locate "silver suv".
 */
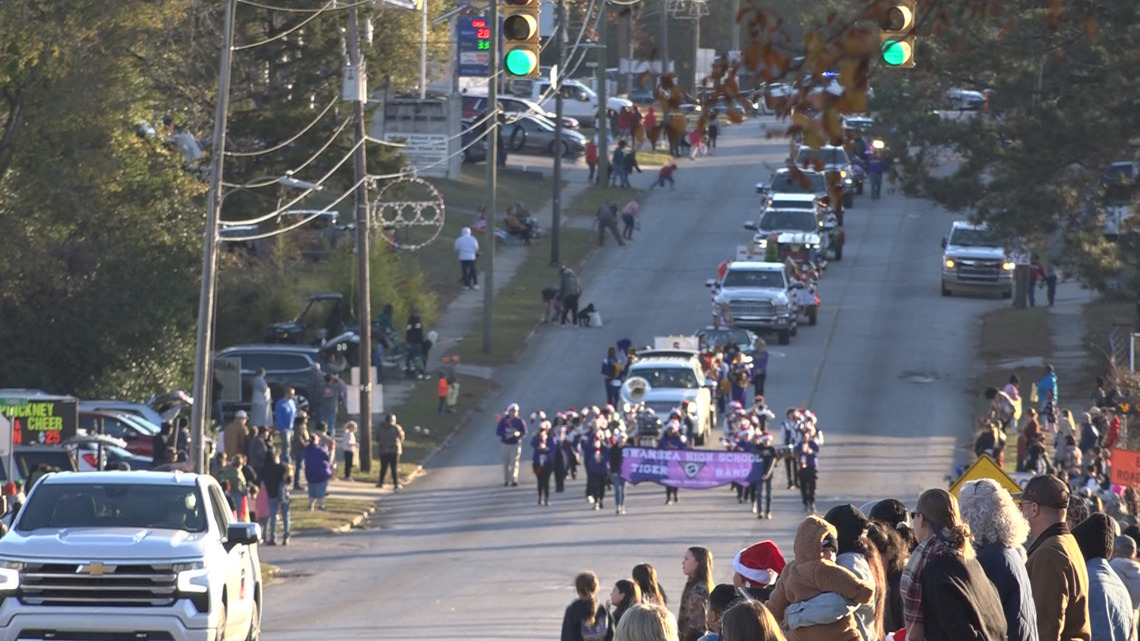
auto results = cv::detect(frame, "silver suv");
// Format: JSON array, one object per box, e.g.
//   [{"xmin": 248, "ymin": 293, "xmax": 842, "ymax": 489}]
[
  {"xmin": 940, "ymin": 222, "xmax": 1013, "ymax": 298},
  {"xmin": 623, "ymin": 350, "xmax": 716, "ymax": 446}
]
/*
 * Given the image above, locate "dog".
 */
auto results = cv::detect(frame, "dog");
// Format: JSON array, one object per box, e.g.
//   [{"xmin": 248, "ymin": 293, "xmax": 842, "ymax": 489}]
[{"xmin": 577, "ymin": 303, "xmax": 597, "ymax": 327}]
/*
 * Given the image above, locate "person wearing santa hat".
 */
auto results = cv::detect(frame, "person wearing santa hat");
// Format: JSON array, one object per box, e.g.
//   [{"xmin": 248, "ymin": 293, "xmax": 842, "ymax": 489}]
[{"xmin": 732, "ymin": 540, "xmax": 786, "ymax": 601}]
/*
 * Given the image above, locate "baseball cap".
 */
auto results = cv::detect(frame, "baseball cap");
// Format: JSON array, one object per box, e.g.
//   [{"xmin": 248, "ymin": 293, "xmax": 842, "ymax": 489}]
[
  {"xmin": 235, "ymin": 410, "xmax": 248, "ymax": 419},
  {"xmin": 1019, "ymin": 475, "xmax": 1070, "ymax": 510}
]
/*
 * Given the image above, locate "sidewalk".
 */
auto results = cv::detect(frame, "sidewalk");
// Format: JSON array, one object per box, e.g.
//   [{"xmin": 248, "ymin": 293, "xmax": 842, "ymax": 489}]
[{"xmin": 1047, "ymin": 278, "xmax": 1098, "ymax": 390}]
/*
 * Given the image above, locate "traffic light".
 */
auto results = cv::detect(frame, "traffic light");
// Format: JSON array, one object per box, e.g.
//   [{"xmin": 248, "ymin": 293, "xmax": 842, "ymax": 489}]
[
  {"xmin": 503, "ymin": 0, "xmax": 540, "ymax": 78},
  {"xmin": 879, "ymin": 1, "xmax": 916, "ymax": 68}
]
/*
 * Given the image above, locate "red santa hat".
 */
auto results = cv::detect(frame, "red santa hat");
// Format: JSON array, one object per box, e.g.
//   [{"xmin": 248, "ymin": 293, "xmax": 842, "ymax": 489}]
[{"xmin": 732, "ymin": 540, "xmax": 786, "ymax": 588}]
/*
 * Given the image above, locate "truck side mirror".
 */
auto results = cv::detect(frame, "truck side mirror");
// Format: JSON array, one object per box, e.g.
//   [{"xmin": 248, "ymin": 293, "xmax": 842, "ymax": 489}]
[
  {"xmin": 226, "ymin": 522, "xmax": 261, "ymax": 548},
  {"xmin": 941, "ymin": 237, "xmax": 948, "ymax": 249},
  {"xmin": 743, "ymin": 222, "xmax": 758, "ymax": 232},
  {"xmin": 704, "ymin": 278, "xmax": 718, "ymax": 289}
]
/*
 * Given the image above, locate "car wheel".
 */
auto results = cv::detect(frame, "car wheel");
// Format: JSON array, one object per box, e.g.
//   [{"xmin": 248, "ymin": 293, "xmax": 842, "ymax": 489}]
[
  {"xmin": 941, "ymin": 282, "xmax": 952, "ymax": 297},
  {"xmin": 549, "ymin": 140, "xmax": 570, "ymax": 157},
  {"xmin": 807, "ymin": 307, "xmax": 818, "ymax": 326},
  {"xmin": 777, "ymin": 330, "xmax": 790, "ymax": 345},
  {"xmin": 215, "ymin": 599, "xmax": 228, "ymax": 641},
  {"xmin": 246, "ymin": 597, "xmax": 261, "ymax": 641}
]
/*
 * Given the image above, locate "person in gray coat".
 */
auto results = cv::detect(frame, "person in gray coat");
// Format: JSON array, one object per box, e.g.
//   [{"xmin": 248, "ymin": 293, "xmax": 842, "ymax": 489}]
[
  {"xmin": 595, "ymin": 202, "xmax": 625, "ymax": 247},
  {"xmin": 559, "ymin": 265, "xmax": 582, "ymax": 326}
]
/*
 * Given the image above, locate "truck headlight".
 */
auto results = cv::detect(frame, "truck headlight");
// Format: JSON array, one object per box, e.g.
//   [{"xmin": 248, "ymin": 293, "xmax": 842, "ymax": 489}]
[
  {"xmin": 945, "ymin": 258, "xmax": 956, "ymax": 269},
  {"xmin": 0, "ymin": 560, "xmax": 23, "ymax": 591},
  {"xmin": 175, "ymin": 561, "xmax": 210, "ymax": 613},
  {"xmin": 1002, "ymin": 261, "xmax": 1015, "ymax": 271}
]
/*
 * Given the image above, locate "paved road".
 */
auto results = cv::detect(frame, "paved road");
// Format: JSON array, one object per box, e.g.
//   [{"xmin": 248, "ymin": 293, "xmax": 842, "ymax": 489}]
[{"xmin": 260, "ymin": 120, "xmax": 1005, "ymax": 639}]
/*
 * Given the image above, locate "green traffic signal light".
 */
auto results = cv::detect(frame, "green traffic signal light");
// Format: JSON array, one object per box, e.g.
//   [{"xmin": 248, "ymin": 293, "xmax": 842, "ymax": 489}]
[
  {"xmin": 881, "ymin": 39, "xmax": 911, "ymax": 67},
  {"xmin": 504, "ymin": 49, "xmax": 538, "ymax": 76}
]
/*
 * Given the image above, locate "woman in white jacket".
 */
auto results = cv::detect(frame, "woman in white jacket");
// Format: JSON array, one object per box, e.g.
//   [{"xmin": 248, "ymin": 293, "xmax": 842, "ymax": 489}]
[{"xmin": 454, "ymin": 226, "xmax": 480, "ymax": 289}]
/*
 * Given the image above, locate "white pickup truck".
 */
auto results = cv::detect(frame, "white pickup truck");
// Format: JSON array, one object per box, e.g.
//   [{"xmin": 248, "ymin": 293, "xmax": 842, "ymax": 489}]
[
  {"xmin": 0, "ymin": 471, "xmax": 262, "ymax": 641},
  {"xmin": 506, "ymin": 78, "xmax": 633, "ymax": 127}
]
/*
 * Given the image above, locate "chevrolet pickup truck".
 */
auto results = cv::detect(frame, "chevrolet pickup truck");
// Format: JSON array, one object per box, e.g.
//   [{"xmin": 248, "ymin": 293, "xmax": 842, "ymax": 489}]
[{"xmin": 0, "ymin": 471, "xmax": 262, "ymax": 641}]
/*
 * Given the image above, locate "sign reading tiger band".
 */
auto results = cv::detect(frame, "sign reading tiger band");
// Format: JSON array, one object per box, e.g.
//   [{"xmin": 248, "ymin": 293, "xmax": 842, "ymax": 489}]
[
  {"xmin": 620, "ymin": 447, "xmax": 779, "ymax": 489},
  {"xmin": 0, "ymin": 397, "xmax": 78, "ymax": 446}
]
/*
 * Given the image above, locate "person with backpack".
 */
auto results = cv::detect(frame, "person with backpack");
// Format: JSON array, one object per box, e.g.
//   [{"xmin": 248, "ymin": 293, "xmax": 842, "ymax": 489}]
[{"xmin": 561, "ymin": 570, "xmax": 614, "ymax": 641}]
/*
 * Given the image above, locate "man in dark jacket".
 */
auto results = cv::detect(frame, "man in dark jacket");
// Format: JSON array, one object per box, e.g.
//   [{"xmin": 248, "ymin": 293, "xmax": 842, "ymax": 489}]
[
  {"xmin": 1021, "ymin": 474, "xmax": 1092, "ymax": 641},
  {"xmin": 919, "ymin": 543, "xmax": 1007, "ymax": 641},
  {"xmin": 405, "ymin": 308, "xmax": 425, "ymax": 373}
]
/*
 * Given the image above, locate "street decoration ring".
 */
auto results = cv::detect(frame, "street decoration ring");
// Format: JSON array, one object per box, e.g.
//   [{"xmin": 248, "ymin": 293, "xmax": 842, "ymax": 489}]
[{"xmin": 371, "ymin": 175, "xmax": 445, "ymax": 251}]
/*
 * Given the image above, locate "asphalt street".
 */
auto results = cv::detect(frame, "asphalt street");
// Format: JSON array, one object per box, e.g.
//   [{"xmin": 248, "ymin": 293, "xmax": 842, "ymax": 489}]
[{"xmin": 261, "ymin": 120, "xmax": 1007, "ymax": 639}]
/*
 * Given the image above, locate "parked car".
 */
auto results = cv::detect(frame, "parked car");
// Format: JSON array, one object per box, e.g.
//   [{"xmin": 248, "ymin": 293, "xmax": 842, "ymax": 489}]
[
  {"xmin": 503, "ymin": 114, "xmax": 588, "ymax": 157},
  {"xmin": 946, "ymin": 88, "xmax": 985, "ymax": 111},
  {"xmin": 461, "ymin": 94, "xmax": 580, "ymax": 129},
  {"xmin": 65, "ymin": 435, "xmax": 154, "ymax": 472},
  {"xmin": 214, "ymin": 343, "xmax": 345, "ymax": 414},
  {"xmin": 79, "ymin": 391, "xmax": 192, "ymax": 428},
  {"xmin": 461, "ymin": 126, "xmax": 487, "ymax": 163},
  {"xmin": 77, "ymin": 410, "xmax": 160, "ymax": 457},
  {"xmin": 0, "ymin": 446, "xmax": 77, "ymax": 483}
]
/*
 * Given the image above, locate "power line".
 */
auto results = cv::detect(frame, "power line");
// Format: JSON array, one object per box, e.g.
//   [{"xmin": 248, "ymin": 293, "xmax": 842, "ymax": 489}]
[{"xmin": 224, "ymin": 95, "xmax": 342, "ymax": 157}]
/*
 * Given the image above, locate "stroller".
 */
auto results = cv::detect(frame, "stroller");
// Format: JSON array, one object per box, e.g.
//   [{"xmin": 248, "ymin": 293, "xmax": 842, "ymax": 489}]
[{"xmin": 542, "ymin": 286, "xmax": 561, "ymax": 323}]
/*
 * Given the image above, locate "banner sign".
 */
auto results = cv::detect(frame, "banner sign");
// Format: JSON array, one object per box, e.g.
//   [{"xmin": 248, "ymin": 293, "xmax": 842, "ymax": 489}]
[
  {"xmin": 0, "ymin": 397, "xmax": 78, "ymax": 446},
  {"xmin": 621, "ymin": 447, "xmax": 770, "ymax": 489},
  {"xmin": 1111, "ymin": 448, "xmax": 1140, "ymax": 488}
]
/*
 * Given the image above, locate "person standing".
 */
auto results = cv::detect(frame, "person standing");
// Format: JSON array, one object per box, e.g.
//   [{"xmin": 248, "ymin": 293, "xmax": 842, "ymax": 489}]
[
  {"xmin": 596, "ymin": 202, "xmax": 626, "ymax": 247},
  {"xmin": 659, "ymin": 421, "xmax": 688, "ymax": 505},
  {"xmin": 1109, "ymin": 535, "xmax": 1140, "ymax": 633},
  {"xmin": 302, "ymin": 434, "xmax": 332, "ymax": 511},
  {"xmin": 1045, "ymin": 263, "xmax": 1059, "ymax": 307},
  {"xmin": 1020, "ymin": 474, "xmax": 1092, "ymax": 641},
  {"xmin": 497, "ymin": 403, "xmax": 527, "ymax": 487},
  {"xmin": 797, "ymin": 424, "xmax": 821, "ymax": 513},
  {"xmin": 609, "ymin": 431, "xmax": 628, "ymax": 516},
  {"xmin": 957, "ymin": 478, "xmax": 1040, "ymax": 641},
  {"xmin": 250, "ymin": 368, "xmax": 272, "ymax": 429},
  {"xmin": 610, "ymin": 579, "xmax": 642, "ymax": 627},
  {"xmin": 559, "ymin": 265, "xmax": 582, "ymax": 326},
  {"xmin": 623, "ymin": 146, "xmax": 641, "ymax": 187},
  {"xmin": 751, "ymin": 431, "xmax": 778, "ymax": 519},
  {"xmin": 868, "ymin": 153, "xmax": 886, "ymax": 200},
  {"xmin": 341, "ymin": 421, "xmax": 358, "ymax": 481},
  {"xmin": 376, "ymin": 412, "xmax": 405, "ymax": 490},
  {"xmin": 531, "ymin": 420, "xmax": 555, "ymax": 506},
  {"xmin": 602, "ymin": 347, "xmax": 623, "ymax": 407},
  {"xmin": 560, "ymin": 571, "xmax": 614, "ymax": 641},
  {"xmin": 633, "ymin": 563, "xmax": 669, "ymax": 607},
  {"xmin": 752, "ymin": 339, "xmax": 769, "ymax": 398},
  {"xmin": 583, "ymin": 425, "xmax": 609, "ymax": 510},
  {"xmin": 274, "ymin": 388, "xmax": 297, "ymax": 451},
  {"xmin": 678, "ymin": 547, "xmax": 714, "ymax": 641},
  {"xmin": 454, "ymin": 226, "xmax": 480, "ymax": 290},
  {"xmin": 781, "ymin": 409, "xmax": 799, "ymax": 490},
  {"xmin": 707, "ymin": 111, "xmax": 720, "ymax": 152},
  {"xmin": 611, "ymin": 141, "xmax": 628, "ymax": 188},
  {"xmin": 1072, "ymin": 513, "xmax": 1133, "ymax": 641},
  {"xmin": 1028, "ymin": 255, "xmax": 1046, "ymax": 307},
  {"xmin": 245, "ymin": 426, "xmax": 269, "ymax": 474},
  {"xmin": 825, "ymin": 504, "xmax": 888, "ymax": 641},
  {"xmin": 223, "ymin": 410, "xmax": 251, "ymax": 458},
  {"xmin": 316, "ymin": 373, "xmax": 340, "ymax": 439},
  {"xmin": 289, "ymin": 423, "xmax": 308, "ymax": 491},
  {"xmin": 585, "ymin": 139, "xmax": 599, "ymax": 184},
  {"xmin": 621, "ymin": 198, "xmax": 639, "ymax": 241},
  {"xmin": 260, "ymin": 451, "xmax": 291, "ymax": 546}
]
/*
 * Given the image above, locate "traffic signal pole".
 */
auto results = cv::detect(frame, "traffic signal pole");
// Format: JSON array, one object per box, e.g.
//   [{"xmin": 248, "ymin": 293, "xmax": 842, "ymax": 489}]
[
  {"xmin": 483, "ymin": 0, "xmax": 499, "ymax": 354},
  {"xmin": 595, "ymin": 1, "xmax": 608, "ymax": 186},
  {"xmin": 551, "ymin": 0, "xmax": 565, "ymax": 265}
]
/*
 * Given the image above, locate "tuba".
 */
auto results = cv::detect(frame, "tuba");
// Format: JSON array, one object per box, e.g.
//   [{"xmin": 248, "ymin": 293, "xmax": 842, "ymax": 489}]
[{"xmin": 620, "ymin": 376, "xmax": 651, "ymax": 406}]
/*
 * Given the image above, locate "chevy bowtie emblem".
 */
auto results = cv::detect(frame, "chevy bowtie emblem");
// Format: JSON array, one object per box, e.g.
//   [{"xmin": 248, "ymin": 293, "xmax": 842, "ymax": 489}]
[{"xmin": 77, "ymin": 562, "xmax": 115, "ymax": 576}]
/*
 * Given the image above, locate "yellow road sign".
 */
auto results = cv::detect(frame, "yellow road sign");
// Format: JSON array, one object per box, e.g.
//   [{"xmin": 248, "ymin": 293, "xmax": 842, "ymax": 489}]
[{"xmin": 950, "ymin": 454, "xmax": 1023, "ymax": 497}]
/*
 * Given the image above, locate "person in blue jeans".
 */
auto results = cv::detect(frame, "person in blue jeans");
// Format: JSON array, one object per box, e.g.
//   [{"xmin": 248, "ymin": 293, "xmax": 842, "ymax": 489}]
[
  {"xmin": 274, "ymin": 388, "xmax": 297, "ymax": 455},
  {"xmin": 608, "ymin": 432, "xmax": 628, "ymax": 515},
  {"xmin": 261, "ymin": 453, "xmax": 293, "ymax": 546}
]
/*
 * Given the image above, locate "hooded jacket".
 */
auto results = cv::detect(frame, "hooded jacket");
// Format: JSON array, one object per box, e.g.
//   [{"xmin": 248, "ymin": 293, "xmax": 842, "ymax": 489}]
[
  {"xmin": 825, "ymin": 505, "xmax": 882, "ymax": 641},
  {"xmin": 766, "ymin": 516, "xmax": 874, "ymax": 641},
  {"xmin": 454, "ymin": 227, "xmax": 479, "ymax": 261},
  {"xmin": 1073, "ymin": 514, "xmax": 1132, "ymax": 641}
]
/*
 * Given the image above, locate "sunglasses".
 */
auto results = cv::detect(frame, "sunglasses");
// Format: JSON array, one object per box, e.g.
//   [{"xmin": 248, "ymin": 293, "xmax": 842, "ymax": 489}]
[{"xmin": 910, "ymin": 511, "xmax": 922, "ymax": 521}]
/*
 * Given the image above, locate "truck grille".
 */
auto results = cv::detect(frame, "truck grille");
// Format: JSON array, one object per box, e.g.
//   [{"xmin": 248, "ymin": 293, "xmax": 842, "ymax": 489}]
[
  {"xmin": 954, "ymin": 259, "xmax": 1002, "ymax": 283},
  {"xmin": 729, "ymin": 300, "xmax": 775, "ymax": 317},
  {"xmin": 17, "ymin": 631, "xmax": 175, "ymax": 641},
  {"xmin": 19, "ymin": 563, "xmax": 178, "ymax": 607}
]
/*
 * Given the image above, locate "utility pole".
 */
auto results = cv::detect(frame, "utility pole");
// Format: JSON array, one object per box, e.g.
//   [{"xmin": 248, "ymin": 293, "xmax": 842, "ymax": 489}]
[
  {"xmin": 347, "ymin": 3, "xmax": 374, "ymax": 471},
  {"xmin": 482, "ymin": 0, "xmax": 499, "ymax": 353},
  {"xmin": 190, "ymin": 0, "xmax": 237, "ymax": 474},
  {"xmin": 420, "ymin": 0, "xmax": 429, "ymax": 99},
  {"xmin": 551, "ymin": 0, "xmax": 565, "ymax": 265},
  {"xmin": 731, "ymin": 0, "xmax": 740, "ymax": 52},
  {"xmin": 595, "ymin": 0, "xmax": 608, "ymax": 187},
  {"xmin": 659, "ymin": 0, "xmax": 669, "ymax": 81},
  {"xmin": 692, "ymin": 9, "xmax": 700, "ymax": 97}
]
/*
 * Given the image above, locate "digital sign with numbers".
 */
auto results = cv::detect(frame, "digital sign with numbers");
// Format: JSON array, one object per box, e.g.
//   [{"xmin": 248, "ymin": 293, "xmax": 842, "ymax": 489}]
[
  {"xmin": 0, "ymin": 397, "xmax": 78, "ymax": 446},
  {"xmin": 457, "ymin": 16, "xmax": 496, "ymax": 77}
]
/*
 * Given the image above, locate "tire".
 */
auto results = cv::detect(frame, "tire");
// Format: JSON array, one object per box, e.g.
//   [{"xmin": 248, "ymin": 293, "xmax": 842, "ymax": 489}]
[
  {"xmin": 246, "ymin": 597, "xmax": 260, "ymax": 641},
  {"xmin": 215, "ymin": 599, "xmax": 228, "ymax": 641},
  {"xmin": 777, "ymin": 330, "xmax": 790, "ymax": 345},
  {"xmin": 1002, "ymin": 288, "xmax": 1013, "ymax": 299},
  {"xmin": 807, "ymin": 306, "xmax": 818, "ymax": 326},
  {"xmin": 509, "ymin": 127, "xmax": 526, "ymax": 152},
  {"xmin": 941, "ymin": 282, "xmax": 952, "ymax": 297},
  {"xmin": 834, "ymin": 243, "xmax": 843, "ymax": 261},
  {"xmin": 843, "ymin": 192, "xmax": 854, "ymax": 208},
  {"xmin": 549, "ymin": 140, "xmax": 569, "ymax": 157}
]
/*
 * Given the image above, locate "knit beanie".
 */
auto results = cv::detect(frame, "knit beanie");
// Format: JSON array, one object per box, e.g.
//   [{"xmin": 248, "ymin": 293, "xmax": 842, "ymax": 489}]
[
  {"xmin": 869, "ymin": 498, "xmax": 910, "ymax": 531},
  {"xmin": 1072, "ymin": 512, "xmax": 1114, "ymax": 561},
  {"xmin": 825, "ymin": 504, "xmax": 870, "ymax": 555}
]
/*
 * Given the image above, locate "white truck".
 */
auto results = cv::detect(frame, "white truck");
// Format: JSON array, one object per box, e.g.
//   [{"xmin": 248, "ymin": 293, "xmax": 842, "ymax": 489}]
[
  {"xmin": 0, "ymin": 471, "xmax": 263, "ymax": 641},
  {"xmin": 505, "ymin": 77, "xmax": 633, "ymax": 128},
  {"xmin": 707, "ymin": 261, "xmax": 799, "ymax": 345}
]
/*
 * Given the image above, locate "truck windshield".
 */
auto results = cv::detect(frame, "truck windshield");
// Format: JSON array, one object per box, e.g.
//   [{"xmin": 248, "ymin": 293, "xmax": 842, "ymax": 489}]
[
  {"xmin": 760, "ymin": 210, "xmax": 818, "ymax": 232},
  {"xmin": 17, "ymin": 483, "xmax": 209, "ymax": 533},
  {"xmin": 629, "ymin": 367, "xmax": 699, "ymax": 389},
  {"xmin": 723, "ymin": 270, "xmax": 785, "ymax": 289},
  {"xmin": 949, "ymin": 227, "xmax": 1000, "ymax": 247}
]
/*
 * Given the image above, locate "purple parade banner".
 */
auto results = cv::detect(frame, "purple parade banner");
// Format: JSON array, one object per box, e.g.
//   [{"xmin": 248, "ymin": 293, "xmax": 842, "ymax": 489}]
[{"xmin": 621, "ymin": 447, "xmax": 769, "ymax": 489}]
